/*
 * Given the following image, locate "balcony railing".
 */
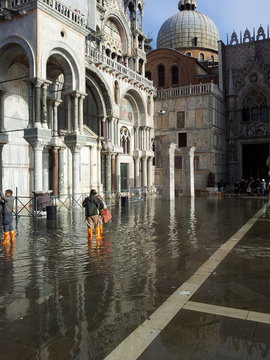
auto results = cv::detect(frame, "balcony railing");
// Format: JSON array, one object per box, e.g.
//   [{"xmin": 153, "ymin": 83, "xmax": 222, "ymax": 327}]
[
  {"xmin": 157, "ymin": 83, "xmax": 223, "ymax": 99},
  {"xmin": 0, "ymin": 0, "xmax": 87, "ymax": 28},
  {"xmin": 86, "ymin": 46, "xmax": 154, "ymax": 89}
]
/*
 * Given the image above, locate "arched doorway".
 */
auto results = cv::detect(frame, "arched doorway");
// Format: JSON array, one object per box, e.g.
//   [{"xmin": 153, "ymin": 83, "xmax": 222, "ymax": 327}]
[{"xmin": 242, "ymin": 143, "xmax": 269, "ymax": 179}]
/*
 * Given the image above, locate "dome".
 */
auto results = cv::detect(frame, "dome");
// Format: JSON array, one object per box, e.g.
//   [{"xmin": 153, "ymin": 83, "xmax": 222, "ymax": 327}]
[{"xmin": 157, "ymin": 4, "xmax": 219, "ymax": 51}]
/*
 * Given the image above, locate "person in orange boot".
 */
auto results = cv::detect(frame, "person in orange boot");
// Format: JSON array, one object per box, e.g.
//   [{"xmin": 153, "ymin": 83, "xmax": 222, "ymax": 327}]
[
  {"xmin": 82, "ymin": 189, "xmax": 104, "ymax": 241},
  {"xmin": 0, "ymin": 189, "xmax": 15, "ymax": 245}
]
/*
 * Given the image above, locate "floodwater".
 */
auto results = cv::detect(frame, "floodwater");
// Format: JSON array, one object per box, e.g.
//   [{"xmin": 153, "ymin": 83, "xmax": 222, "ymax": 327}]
[{"xmin": 0, "ymin": 196, "xmax": 266, "ymax": 360}]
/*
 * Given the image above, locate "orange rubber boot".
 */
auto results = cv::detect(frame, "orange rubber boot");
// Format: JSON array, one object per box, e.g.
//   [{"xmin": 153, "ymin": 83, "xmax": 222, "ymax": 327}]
[
  {"xmin": 99, "ymin": 223, "xmax": 103, "ymax": 235},
  {"xmin": 9, "ymin": 231, "xmax": 15, "ymax": 243},
  {"xmin": 88, "ymin": 228, "xmax": 93, "ymax": 241},
  {"xmin": 95, "ymin": 226, "xmax": 102, "ymax": 240},
  {"xmin": 2, "ymin": 232, "xmax": 10, "ymax": 245}
]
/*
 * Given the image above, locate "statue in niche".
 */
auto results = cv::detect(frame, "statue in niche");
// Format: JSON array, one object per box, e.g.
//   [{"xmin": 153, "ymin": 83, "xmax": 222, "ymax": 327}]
[{"xmin": 207, "ymin": 172, "xmax": 215, "ymax": 187}]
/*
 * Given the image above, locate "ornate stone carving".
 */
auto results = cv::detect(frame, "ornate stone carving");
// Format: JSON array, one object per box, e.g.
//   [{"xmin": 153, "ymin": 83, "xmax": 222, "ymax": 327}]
[{"xmin": 241, "ymin": 122, "xmax": 267, "ymax": 137}]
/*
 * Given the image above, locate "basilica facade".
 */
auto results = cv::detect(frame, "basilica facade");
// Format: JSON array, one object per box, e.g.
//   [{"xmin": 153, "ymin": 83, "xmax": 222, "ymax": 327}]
[
  {"xmin": 146, "ymin": 0, "xmax": 270, "ymax": 192},
  {"xmin": 0, "ymin": 0, "xmax": 155, "ymax": 198}
]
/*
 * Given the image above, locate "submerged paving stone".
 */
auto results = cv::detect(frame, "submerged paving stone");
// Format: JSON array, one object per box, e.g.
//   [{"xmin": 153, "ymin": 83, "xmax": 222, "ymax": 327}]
[{"xmin": 0, "ymin": 197, "xmax": 268, "ymax": 359}]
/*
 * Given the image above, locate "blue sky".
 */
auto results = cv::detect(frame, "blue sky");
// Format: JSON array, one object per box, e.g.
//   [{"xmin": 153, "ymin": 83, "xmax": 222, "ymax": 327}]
[{"xmin": 144, "ymin": 0, "xmax": 270, "ymax": 48}]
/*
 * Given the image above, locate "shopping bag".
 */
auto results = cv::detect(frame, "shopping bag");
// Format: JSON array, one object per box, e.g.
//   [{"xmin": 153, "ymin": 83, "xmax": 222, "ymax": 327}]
[{"xmin": 100, "ymin": 208, "xmax": 112, "ymax": 223}]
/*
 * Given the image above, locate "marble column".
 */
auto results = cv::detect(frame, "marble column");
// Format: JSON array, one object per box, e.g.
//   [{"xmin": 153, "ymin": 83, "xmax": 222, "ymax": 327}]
[
  {"xmin": 147, "ymin": 157, "xmax": 153, "ymax": 188},
  {"xmin": 71, "ymin": 145, "xmax": 81, "ymax": 204},
  {"xmin": 134, "ymin": 157, "xmax": 140, "ymax": 187},
  {"xmin": 33, "ymin": 79, "xmax": 43, "ymax": 128},
  {"xmin": 32, "ymin": 141, "xmax": 45, "ymax": 191},
  {"xmin": 41, "ymin": 81, "xmax": 51, "ymax": 129},
  {"xmin": 52, "ymin": 100, "xmax": 62, "ymax": 137},
  {"xmin": 160, "ymin": 142, "xmax": 177, "ymax": 200},
  {"xmin": 181, "ymin": 146, "xmax": 196, "ymax": 197},
  {"xmin": 43, "ymin": 148, "xmax": 49, "ymax": 191},
  {"xmin": 52, "ymin": 147, "xmax": 59, "ymax": 196},
  {"xmin": 72, "ymin": 92, "xmax": 79, "ymax": 133},
  {"xmin": 78, "ymin": 94, "xmax": 85, "ymax": 134},
  {"xmin": 0, "ymin": 90, "xmax": 6, "ymax": 132},
  {"xmin": 105, "ymin": 153, "xmax": 112, "ymax": 193},
  {"xmin": 102, "ymin": 118, "xmax": 106, "ymax": 139},
  {"xmin": 115, "ymin": 154, "xmax": 120, "ymax": 191},
  {"xmin": 66, "ymin": 94, "xmax": 72, "ymax": 133},
  {"xmin": 142, "ymin": 155, "xmax": 147, "ymax": 187},
  {"xmin": 141, "ymin": 61, "xmax": 145, "ymax": 77},
  {"xmin": 58, "ymin": 148, "xmax": 65, "ymax": 196},
  {"xmin": 96, "ymin": 142, "xmax": 103, "ymax": 193},
  {"xmin": 111, "ymin": 154, "xmax": 116, "ymax": 191}
]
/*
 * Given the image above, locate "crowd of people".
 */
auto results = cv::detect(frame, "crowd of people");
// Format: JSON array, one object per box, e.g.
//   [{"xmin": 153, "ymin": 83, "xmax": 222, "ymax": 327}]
[{"xmin": 234, "ymin": 178, "xmax": 269, "ymax": 196}]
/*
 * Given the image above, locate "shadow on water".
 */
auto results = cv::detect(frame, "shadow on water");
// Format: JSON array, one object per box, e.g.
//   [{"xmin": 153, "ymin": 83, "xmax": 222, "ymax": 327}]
[{"xmin": 0, "ymin": 196, "xmax": 268, "ymax": 359}]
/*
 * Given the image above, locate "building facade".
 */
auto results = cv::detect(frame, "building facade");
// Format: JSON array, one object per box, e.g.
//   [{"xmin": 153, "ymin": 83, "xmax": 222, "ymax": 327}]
[
  {"xmin": 0, "ymin": 0, "xmax": 155, "ymax": 198},
  {"xmin": 146, "ymin": 0, "xmax": 226, "ymax": 192},
  {"xmin": 146, "ymin": 0, "xmax": 270, "ymax": 192},
  {"xmin": 223, "ymin": 29, "xmax": 270, "ymax": 184}
]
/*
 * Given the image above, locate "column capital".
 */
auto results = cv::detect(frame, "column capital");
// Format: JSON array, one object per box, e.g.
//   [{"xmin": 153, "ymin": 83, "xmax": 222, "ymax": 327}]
[
  {"xmin": 27, "ymin": 77, "xmax": 48, "ymax": 87},
  {"xmin": 64, "ymin": 90, "xmax": 87, "ymax": 98}
]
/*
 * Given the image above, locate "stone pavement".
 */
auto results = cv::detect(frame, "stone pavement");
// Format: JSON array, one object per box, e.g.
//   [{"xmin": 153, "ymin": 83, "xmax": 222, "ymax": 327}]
[
  {"xmin": 106, "ymin": 201, "xmax": 270, "ymax": 360},
  {"xmin": 0, "ymin": 197, "xmax": 269, "ymax": 360}
]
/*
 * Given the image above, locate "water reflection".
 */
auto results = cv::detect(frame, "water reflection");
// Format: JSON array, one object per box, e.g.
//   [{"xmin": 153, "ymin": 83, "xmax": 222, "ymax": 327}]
[{"xmin": 0, "ymin": 197, "xmax": 266, "ymax": 359}]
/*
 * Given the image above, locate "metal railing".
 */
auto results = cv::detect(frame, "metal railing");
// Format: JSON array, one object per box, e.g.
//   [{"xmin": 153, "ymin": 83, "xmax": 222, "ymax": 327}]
[{"xmin": 14, "ymin": 187, "xmax": 156, "ymax": 216}]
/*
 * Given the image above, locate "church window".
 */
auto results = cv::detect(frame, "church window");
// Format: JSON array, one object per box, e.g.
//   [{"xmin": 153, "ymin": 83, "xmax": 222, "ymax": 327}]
[
  {"xmin": 178, "ymin": 133, "xmax": 187, "ymax": 148},
  {"xmin": 177, "ymin": 111, "xmax": 185, "ymax": 128},
  {"xmin": 171, "ymin": 66, "xmax": 179, "ymax": 85},
  {"xmin": 192, "ymin": 37, "xmax": 198, "ymax": 46},
  {"xmin": 185, "ymin": 51, "xmax": 192, "ymax": 57},
  {"xmin": 175, "ymin": 155, "xmax": 182, "ymax": 169},
  {"xmin": 242, "ymin": 89, "xmax": 268, "ymax": 122},
  {"xmin": 199, "ymin": 53, "xmax": 205, "ymax": 61},
  {"xmin": 260, "ymin": 106, "xmax": 268, "ymax": 121},
  {"xmin": 120, "ymin": 127, "xmax": 131, "ymax": 154},
  {"xmin": 158, "ymin": 64, "xmax": 165, "ymax": 87},
  {"xmin": 145, "ymin": 71, "xmax": 152, "ymax": 80}
]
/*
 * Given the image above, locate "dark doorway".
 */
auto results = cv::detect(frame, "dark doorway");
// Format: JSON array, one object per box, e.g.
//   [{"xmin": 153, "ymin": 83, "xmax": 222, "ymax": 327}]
[
  {"xmin": 242, "ymin": 143, "xmax": 269, "ymax": 179},
  {"xmin": 120, "ymin": 163, "xmax": 128, "ymax": 191}
]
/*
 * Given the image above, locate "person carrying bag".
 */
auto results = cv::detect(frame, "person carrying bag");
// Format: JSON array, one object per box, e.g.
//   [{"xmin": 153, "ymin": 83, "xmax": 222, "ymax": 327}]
[{"xmin": 82, "ymin": 189, "xmax": 104, "ymax": 241}]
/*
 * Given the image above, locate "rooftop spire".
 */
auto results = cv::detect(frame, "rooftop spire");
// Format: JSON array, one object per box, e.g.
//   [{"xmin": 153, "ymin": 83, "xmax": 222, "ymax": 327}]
[{"xmin": 178, "ymin": 0, "xmax": 197, "ymax": 11}]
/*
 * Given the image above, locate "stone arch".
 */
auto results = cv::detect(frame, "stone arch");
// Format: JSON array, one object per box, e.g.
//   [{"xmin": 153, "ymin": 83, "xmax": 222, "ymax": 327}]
[
  {"xmin": 102, "ymin": 12, "xmax": 130, "ymax": 54},
  {"xmin": 0, "ymin": 36, "xmax": 35, "ymax": 77},
  {"xmin": 41, "ymin": 41, "xmax": 82, "ymax": 91},
  {"xmin": 121, "ymin": 88, "xmax": 146, "ymax": 126},
  {"xmin": 85, "ymin": 68, "xmax": 113, "ymax": 117}
]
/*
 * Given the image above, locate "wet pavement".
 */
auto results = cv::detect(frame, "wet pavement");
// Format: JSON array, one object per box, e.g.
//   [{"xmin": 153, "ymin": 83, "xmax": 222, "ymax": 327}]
[{"xmin": 0, "ymin": 196, "xmax": 269, "ymax": 360}]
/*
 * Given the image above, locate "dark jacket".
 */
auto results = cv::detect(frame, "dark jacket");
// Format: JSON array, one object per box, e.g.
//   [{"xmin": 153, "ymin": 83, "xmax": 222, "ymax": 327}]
[
  {"xmin": 82, "ymin": 195, "xmax": 103, "ymax": 217},
  {"xmin": 0, "ymin": 192, "xmax": 14, "ymax": 215}
]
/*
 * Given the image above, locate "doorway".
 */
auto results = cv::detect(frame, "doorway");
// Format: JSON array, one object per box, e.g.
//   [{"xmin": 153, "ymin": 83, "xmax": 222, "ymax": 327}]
[
  {"xmin": 120, "ymin": 163, "xmax": 128, "ymax": 191},
  {"xmin": 242, "ymin": 143, "xmax": 269, "ymax": 179}
]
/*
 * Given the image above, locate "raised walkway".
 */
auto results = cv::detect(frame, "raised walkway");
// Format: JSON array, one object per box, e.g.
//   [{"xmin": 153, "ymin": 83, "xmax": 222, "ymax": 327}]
[{"xmin": 106, "ymin": 201, "xmax": 270, "ymax": 360}]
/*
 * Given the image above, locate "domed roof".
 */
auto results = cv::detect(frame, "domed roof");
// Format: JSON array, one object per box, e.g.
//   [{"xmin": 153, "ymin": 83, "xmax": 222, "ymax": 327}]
[{"xmin": 157, "ymin": 1, "xmax": 219, "ymax": 51}]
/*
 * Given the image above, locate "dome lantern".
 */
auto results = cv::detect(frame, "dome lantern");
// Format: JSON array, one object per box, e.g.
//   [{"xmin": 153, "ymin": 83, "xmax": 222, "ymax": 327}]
[{"xmin": 178, "ymin": 0, "xmax": 197, "ymax": 11}]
